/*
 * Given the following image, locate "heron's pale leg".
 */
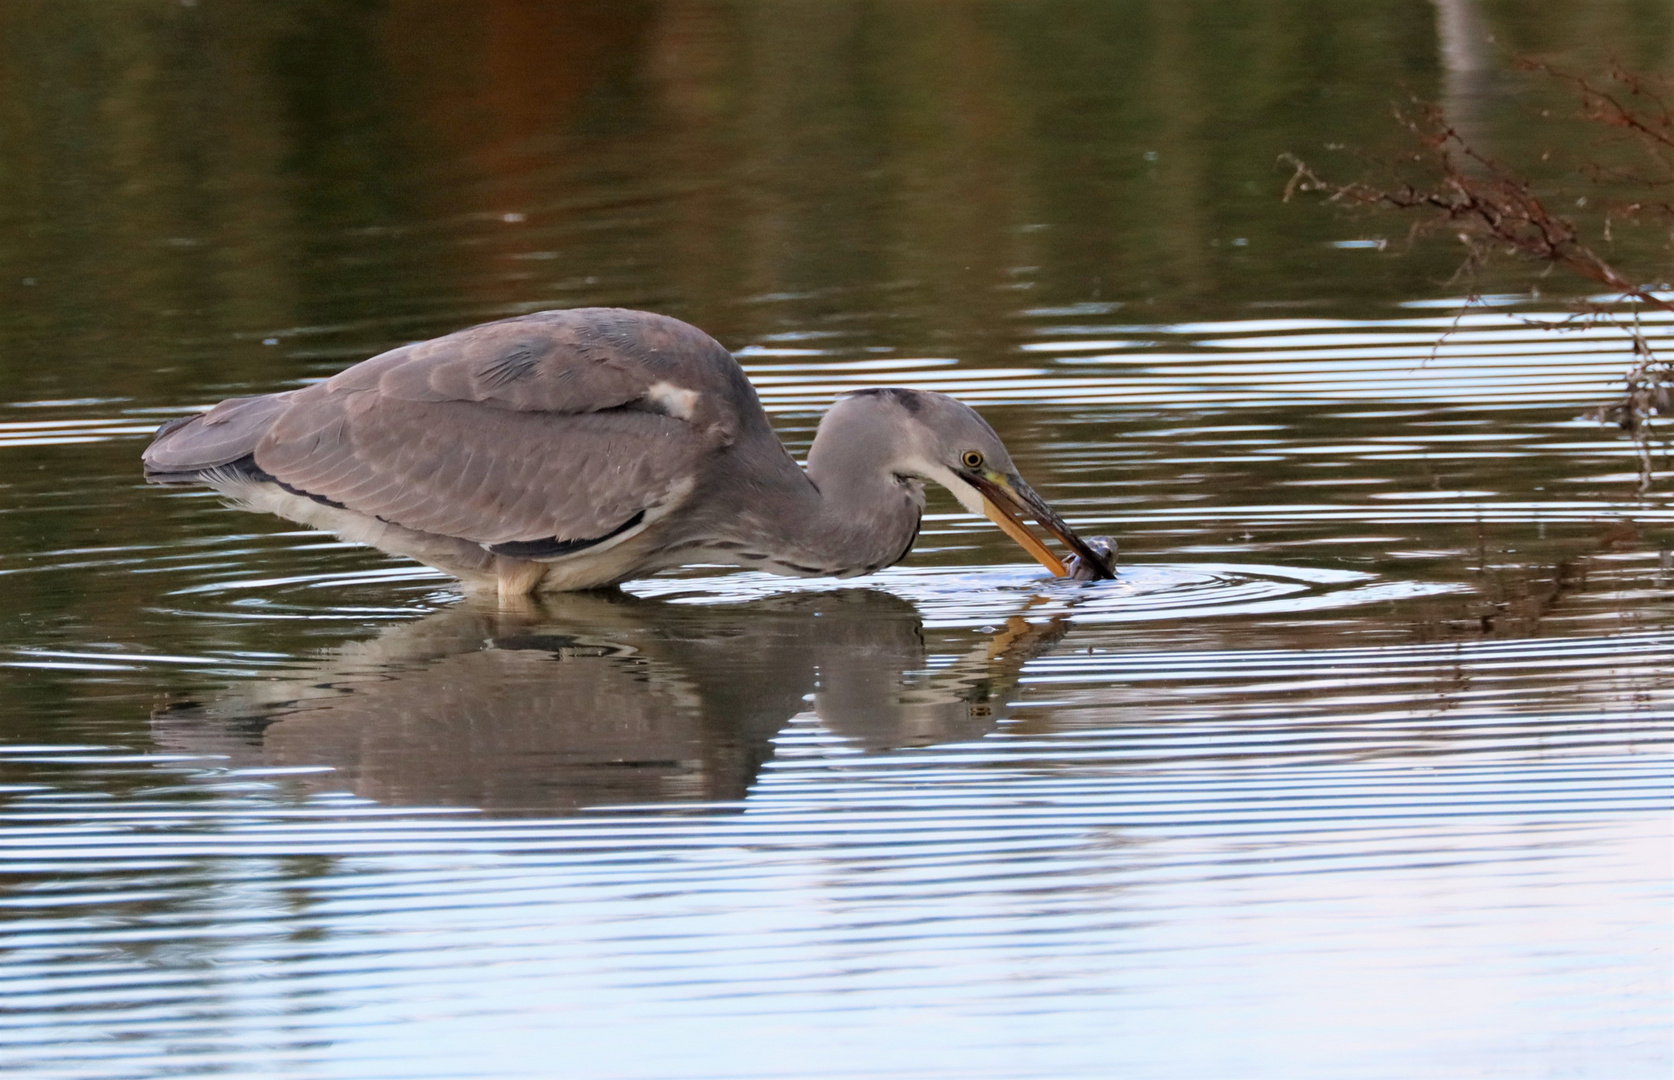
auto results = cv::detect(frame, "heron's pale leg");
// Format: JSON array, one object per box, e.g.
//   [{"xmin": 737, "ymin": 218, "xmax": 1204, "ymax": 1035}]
[{"xmin": 495, "ymin": 558, "xmax": 548, "ymax": 600}]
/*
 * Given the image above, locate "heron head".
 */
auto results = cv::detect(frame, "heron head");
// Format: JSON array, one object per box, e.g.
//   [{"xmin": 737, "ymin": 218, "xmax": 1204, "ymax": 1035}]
[{"xmin": 827, "ymin": 388, "xmax": 1114, "ymax": 580}]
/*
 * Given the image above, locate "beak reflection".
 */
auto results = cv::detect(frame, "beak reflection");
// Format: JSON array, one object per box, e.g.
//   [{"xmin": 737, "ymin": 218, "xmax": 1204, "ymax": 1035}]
[{"xmin": 971, "ymin": 471, "xmax": 1115, "ymax": 580}]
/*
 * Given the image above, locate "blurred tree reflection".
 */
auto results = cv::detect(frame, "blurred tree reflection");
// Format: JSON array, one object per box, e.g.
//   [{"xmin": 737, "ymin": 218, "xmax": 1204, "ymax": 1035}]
[{"xmin": 6, "ymin": 0, "xmax": 1667, "ymax": 408}]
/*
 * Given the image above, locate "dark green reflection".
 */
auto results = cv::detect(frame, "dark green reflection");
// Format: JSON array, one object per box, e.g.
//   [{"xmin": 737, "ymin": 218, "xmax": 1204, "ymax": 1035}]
[{"xmin": 6, "ymin": 0, "xmax": 1667, "ymax": 409}]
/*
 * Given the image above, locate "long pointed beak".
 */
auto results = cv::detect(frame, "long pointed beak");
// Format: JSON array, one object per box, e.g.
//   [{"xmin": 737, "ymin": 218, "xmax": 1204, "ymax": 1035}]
[{"xmin": 968, "ymin": 471, "xmax": 1115, "ymax": 580}]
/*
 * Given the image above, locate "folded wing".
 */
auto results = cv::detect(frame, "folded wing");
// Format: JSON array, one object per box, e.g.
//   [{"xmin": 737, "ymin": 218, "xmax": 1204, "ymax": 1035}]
[{"xmin": 143, "ymin": 308, "xmax": 755, "ymax": 548}]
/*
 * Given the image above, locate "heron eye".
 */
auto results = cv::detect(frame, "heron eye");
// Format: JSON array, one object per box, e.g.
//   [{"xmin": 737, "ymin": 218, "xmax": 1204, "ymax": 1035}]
[{"xmin": 962, "ymin": 450, "xmax": 985, "ymax": 470}]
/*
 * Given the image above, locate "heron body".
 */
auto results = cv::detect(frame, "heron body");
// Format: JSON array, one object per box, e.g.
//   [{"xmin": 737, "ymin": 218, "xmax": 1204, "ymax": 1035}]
[{"xmin": 143, "ymin": 308, "xmax": 1114, "ymax": 596}]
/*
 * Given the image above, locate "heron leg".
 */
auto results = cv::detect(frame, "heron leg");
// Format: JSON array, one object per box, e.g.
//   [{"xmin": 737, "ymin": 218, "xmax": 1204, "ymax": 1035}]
[{"xmin": 495, "ymin": 557, "xmax": 549, "ymax": 600}]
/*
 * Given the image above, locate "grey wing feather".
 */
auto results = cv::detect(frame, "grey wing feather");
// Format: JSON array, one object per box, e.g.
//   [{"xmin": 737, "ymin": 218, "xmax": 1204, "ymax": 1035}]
[
  {"xmin": 257, "ymin": 396, "xmax": 707, "ymax": 544},
  {"xmin": 143, "ymin": 308, "xmax": 757, "ymax": 547},
  {"xmin": 325, "ymin": 307, "xmax": 756, "ymax": 431},
  {"xmin": 142, "ymin": 393, "xmax": 296, "ymax": 476}
]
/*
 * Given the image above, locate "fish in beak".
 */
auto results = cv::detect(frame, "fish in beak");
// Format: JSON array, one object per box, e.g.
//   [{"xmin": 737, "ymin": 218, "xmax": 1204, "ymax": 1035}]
[{"xmin": 968, "ymin": 471, "xmax": 1115, "ymax": 580}]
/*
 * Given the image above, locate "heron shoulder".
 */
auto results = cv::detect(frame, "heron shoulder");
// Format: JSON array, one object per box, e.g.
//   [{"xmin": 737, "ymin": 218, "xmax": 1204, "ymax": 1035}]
[{"xmin": 322, "ymin": 308, "xmax": 756, "ymax": 445}]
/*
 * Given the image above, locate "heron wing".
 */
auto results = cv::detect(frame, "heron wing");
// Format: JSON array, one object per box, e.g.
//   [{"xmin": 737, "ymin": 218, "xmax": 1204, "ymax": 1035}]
[
  {"xmin": 148, "ymin": 308, "xmax": 762, "ymax": 547},
  {"xmin": 141, "ymin": 392, "xmax": 298, "ymax": 477},
  {"xmin": 318, "ymin": 307, "xmax": 755, "ymax": 432},
  {"xmin": 254, "ymin": 395, "xmax": 709, "ymax": 545}
]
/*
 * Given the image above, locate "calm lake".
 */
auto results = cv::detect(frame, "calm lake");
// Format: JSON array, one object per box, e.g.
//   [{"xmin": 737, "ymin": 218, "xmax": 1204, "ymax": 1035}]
[{"xmin": 0, "ymin": 2, "xmax": 1669, "ymax": 1077}]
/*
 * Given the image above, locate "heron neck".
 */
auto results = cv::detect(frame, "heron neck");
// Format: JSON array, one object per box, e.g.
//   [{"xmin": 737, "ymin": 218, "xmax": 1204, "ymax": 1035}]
[
  {"xmin": 723, "ymin": 443, "xmax": 924, "ymax": 577},
  {"xmin": 807, "ymin": 456, "xmax": 925, "ymax": 573}
]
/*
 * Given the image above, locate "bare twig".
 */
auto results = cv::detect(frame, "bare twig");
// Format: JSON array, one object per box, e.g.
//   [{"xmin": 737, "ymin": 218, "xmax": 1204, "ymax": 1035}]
[
  {"xmin": 1282, "ymin": 106, "xmax": 1672, "ymax": 315},
  {"xmin": 1282, "ymin": 65, "xmax": 1674, "ymax": 491}
]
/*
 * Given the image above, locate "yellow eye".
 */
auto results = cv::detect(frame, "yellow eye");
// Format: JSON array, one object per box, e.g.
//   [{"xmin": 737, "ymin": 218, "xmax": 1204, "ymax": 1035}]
[{"xmin": 962, "ymin": 450, "xmax": 985, "ymax": 470}]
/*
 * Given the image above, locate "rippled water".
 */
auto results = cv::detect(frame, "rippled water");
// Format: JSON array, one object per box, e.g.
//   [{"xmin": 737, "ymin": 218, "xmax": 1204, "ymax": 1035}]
[{"xmin": 2, "ymin": 3, "xmax": 1671, "ymax": 1078}]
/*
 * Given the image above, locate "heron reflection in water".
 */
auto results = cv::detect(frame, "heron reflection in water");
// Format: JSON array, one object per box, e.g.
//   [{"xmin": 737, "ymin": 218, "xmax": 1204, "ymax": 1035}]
[
  {"xmin": 143, "ymin": 308, "xmax": 1115, "ymax": 598},
  {"xmin": 153, "ymin": 590, "xmax": 1069, "ymax": 815}
]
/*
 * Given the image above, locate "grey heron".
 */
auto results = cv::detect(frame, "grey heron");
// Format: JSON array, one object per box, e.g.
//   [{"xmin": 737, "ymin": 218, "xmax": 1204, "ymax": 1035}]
[{"xmin": 143, "ymin": 308, "xmax": 1116, "ymax": 597}]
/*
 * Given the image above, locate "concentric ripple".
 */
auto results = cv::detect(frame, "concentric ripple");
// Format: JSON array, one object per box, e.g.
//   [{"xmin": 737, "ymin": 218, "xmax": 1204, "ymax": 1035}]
[{"xmin": 627, "ymin": 561, "xmax": 1463, "ymax": 627}]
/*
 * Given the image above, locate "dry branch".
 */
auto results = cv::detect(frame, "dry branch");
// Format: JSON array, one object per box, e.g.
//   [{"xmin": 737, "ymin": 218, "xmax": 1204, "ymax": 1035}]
[{"xmin": 1282, "ymin": 64, "xmax": 1674, "ymax": 491}]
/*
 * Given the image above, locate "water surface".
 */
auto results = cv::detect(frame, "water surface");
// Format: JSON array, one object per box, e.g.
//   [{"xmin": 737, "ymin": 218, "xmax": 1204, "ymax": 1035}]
[{"xmin": 0, "ymin": 3, "xmax": 1669, "ymax": 1077}]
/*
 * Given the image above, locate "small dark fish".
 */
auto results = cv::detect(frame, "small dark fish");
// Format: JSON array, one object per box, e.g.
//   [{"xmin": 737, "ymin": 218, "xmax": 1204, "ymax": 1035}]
[{"xmin": 1065, "ymin": 536, "xmax": 1118, "ymax": 581}]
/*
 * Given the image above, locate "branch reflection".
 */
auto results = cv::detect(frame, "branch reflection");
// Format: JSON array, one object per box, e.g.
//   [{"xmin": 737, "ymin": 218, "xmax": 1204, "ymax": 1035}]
[{"xmin": 154, "ymin": 590, "xmax": 1067, "ymax": 815}]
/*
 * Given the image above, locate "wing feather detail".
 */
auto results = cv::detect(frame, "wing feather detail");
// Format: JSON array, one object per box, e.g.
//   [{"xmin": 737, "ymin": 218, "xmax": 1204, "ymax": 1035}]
[
  {"xmin": 242, "ymin": 309, "xmax": 745, "ymax": 547},
  {"xmin": 145, "ymin": 309, "xmax": 762, "ymax": 549},
  {"xmin": 141, "ymin": 393, "xmax": 297, "ymax": 476}
]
